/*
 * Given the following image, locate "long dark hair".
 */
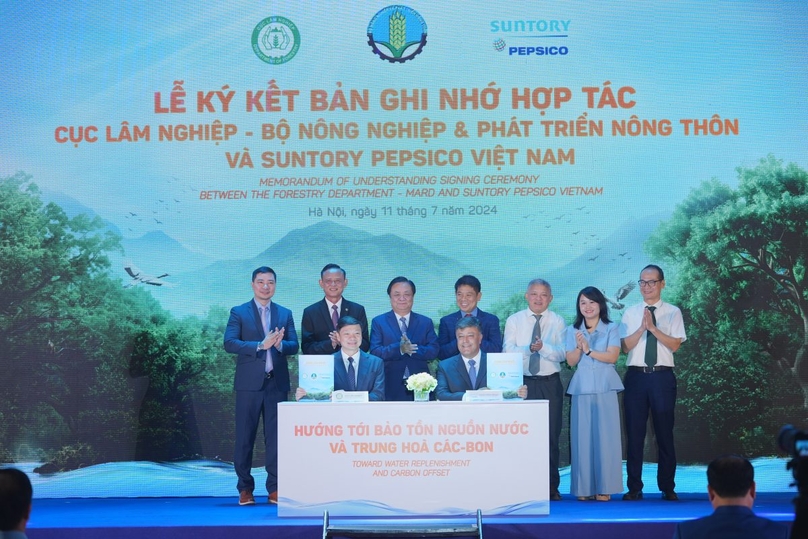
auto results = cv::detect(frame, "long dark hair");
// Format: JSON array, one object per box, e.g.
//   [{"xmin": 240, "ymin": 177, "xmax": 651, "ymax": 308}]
[{"xmin": 572, "ymin": 286, "xmax": 611, "ymax": 330}]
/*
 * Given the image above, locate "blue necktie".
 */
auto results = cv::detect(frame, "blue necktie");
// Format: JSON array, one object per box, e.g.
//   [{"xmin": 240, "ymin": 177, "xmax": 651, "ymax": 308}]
[
  {"xmin": 347, "ymin": 357, "xmax": 356, "ymax": 391},
  {"xmin": 468, "ymin": 359, "xmax": 477, "ymax": 388}
]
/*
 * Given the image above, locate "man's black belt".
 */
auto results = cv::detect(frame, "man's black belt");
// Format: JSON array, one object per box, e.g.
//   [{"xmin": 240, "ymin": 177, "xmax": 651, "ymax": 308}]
[
  {"xmin": 524, "ymin": 373, "xmax": 560, "ymax": 380},
  {"xmin": 265, "ymin": 370, "xmax": 275, "ymax": 379},
  {"xmin": 629, "ymin": 366, "xmax": 673, "ymax": 373}
]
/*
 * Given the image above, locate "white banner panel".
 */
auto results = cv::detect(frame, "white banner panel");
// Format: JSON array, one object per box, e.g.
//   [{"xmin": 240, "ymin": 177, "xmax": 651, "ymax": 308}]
[{"xmin": 277, "ymin": 400, "xmax": 548, "ymax": 516}]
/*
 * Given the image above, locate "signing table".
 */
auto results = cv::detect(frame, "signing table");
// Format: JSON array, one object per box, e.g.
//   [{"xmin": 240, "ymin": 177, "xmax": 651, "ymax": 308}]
[{"xmin": 277, "ymin": 400, "xmax": 548, "ymax": 517}]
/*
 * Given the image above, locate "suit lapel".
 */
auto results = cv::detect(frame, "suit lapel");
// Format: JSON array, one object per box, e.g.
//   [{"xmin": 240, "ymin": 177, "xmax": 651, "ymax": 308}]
[
  {"xmin": 455, "ymin": 357, "xmax": 472, "ymax": 388},
  {"xmin": 269, "ymin": 302, "xmax": 281, "ymax": 332},
  {"xmin": 333, "ymin": 352, "xmax": 348, "ymax": 389},
  {"xmin": 340, "ymin": 299, "xmax": 351, "ymax": 318},
  {"xmin": 355, "ymin": 351, "xmax": 370, "ymax": 389},
  {"xmin": 478, "ymin": 353, "xmax": 487, "ymax": 390},
  {"xmin": 387, "ymin": 311, "xmax": 403, "ymax": 338},
  {"xmin": 319, "ymin": 299, "xmax": 333, "ymax": 329},
  {"xmin": 252, "ymin": 301, "xmax": 266, "ymax": 337}
]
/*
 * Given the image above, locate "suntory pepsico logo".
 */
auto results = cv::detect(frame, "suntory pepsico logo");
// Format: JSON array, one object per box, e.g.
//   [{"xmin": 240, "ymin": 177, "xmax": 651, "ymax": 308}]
[
  {"xmin": 490, "ymin": 18, "xmax": 571, "ymax": 57},
  {"xmin": 252, "ymin": 16, "xmax": 300, "ymax": 65},
  {"xmin": 367, "ymin": 6, "xmax": 427, "ymax": 63}
]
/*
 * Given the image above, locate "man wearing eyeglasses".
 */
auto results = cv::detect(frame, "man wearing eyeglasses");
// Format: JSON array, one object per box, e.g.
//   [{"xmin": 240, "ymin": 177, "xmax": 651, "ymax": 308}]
[{"xmin": 619, "ymin": 264, "xmax": 687, "ymax": 502}]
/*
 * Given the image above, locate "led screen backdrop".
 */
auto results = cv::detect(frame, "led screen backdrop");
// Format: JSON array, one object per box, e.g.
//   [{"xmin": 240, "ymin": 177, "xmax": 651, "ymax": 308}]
[{"xmin": 1, "ymin": 0, "xmax": 806, "ymax": 497}]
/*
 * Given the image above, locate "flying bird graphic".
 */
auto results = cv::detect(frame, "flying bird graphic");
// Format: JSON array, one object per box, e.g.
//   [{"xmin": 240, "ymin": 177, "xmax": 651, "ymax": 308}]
[
  {"xmin": 123, "ymin": 262, "xmax": 175, "ymax": 288},
  {"xmin": 603, "ymin": 281, "xmax": 636, "ymax": 310}
]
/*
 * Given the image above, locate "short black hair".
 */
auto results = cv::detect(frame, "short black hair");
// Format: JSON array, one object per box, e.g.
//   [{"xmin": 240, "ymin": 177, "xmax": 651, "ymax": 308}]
[
  {"xmin": 455, "ymin": 315, "xmax": 482, "ymax": 332},
  {"xmin": 337, "ymin": 315, "xmax": 361, "ymax": 331},
  {"xmin": 387, "ymin": 276, "xmax": 416, "ymax": 296},
  {"xmin": 707, "ymin": 454, "xmax": 754, "ymax": 498},
  {"xmin": 252, "ymin": 266, "xmax": 277, "ymax": 281},
  {"xmin": 455, "ymin": 275, "xmax": 481, "ymax": 294},
  {"xmin": 0, "ymin": 467, "xmax": 32, "ymax": 531},
  {"xmin": 321, "ymin": 264, "xmax": 346, "ymax": 279},
  {"xmin": 641, "ymin": 264, "xmax": 665, "ymax": 281}
]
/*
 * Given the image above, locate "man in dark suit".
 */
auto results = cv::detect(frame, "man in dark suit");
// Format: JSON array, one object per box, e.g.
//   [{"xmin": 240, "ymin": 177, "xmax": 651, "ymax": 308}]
[
  {"xmin": 0, "ymin": 467, "xmax": 32, "ymax": 539},
  {"xmin": 436, "ymin": 316, "xmax": 488, "ymax": 400},
  {"xmin": 673, "ymin": 455, "xmax": 789, "ymax": 539},
  {"xmin": 437, "ymin": 275, "xmax": 502, "ymax": 360},
  {"xmin": 370, "ymin": 276, "xmax": 439, "ymax": 401},
  {"xmin": 301, "ymin": 264, "xmax": 369, "ymax": 355},
  {"xmin": 437, "ymin": 316, "xmax": 526, "ymax": 401},
  {"xmin": 224, "ymin": 266, "xmax": 299, "ymax": 506},
  {"xmin": 297, "ymin": 316, "xmax": 385, "ymax": 401}
]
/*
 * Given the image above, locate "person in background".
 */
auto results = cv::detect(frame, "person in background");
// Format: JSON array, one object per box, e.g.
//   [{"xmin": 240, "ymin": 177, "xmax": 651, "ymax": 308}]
[
  {"xmin": 370, "ymin": 276, "xmax": 438, "ymax": 401},
  {"xmin": 620, "ymin": 264, "xmax": 686, "ymax": 501},
  {"xmin": 503, "ymin": 278, "xmax": 567, "ymax": 501},
  {"xmin": 437, "ymin": 275, "xmax": 501, "ymax": 360},
  {"xmin": 224, "ymin": 266, "xmax": 299, "ymax": 506},
  {"xmin": 672, "ymin": 455, "xmax": 789, "ymax": 539},
  {"xmin": 300, "ymin": 263, "xmax": 369, "ymax": 355},
  {"xmin": 0, "ymin": 467, "xmax": 33, "ymax": 539},
  {"xmin": 565, "ymin": 287, "xmax": 624, "ymax": 501},
  {"xmin": 296, "ymin": 315, "xmax": 385, "ymax": 401}
]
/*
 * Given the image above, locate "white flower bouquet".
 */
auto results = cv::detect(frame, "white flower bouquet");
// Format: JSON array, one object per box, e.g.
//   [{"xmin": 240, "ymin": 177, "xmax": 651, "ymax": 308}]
[{"xmin": 406, "ymin": 372, "xmax": 437, "ymax": 392}]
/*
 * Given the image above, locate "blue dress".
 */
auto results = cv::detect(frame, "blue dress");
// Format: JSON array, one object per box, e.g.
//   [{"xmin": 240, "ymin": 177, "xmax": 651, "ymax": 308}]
[{"xmin": 565, "ymin": 320, "xmax": 624, "ymax": 497}]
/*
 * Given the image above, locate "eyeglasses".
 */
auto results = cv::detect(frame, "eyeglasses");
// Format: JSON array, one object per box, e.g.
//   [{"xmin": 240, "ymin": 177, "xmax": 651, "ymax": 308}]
[{"xmin": 638, "ymin": 279, "xmax": 661, "ymax": 287}]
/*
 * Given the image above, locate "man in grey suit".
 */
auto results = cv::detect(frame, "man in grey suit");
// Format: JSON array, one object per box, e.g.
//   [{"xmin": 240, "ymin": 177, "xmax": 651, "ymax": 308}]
[
  {"xmin": 673, "ymin": 455, "xmax": 789, "ymax": 539},
  {"xmin": 224, "ymin": 266, "xmax": 299, "ymax": 506},
  {"xmin": 297, "ymin": 316, "xmax": 385, "ymax": 401}
]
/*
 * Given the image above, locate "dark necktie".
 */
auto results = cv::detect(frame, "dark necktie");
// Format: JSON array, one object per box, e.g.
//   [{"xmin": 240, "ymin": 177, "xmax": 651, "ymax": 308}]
[
  {"xmin": 468, "ymin": 359, "xmax": 477, "ymax": 388},
  {"xmin": 644, "ymin": 306, "xmax": 658, "ymax": 367},
  {"xmin": 347, "ymin": 357, "xmax": 356, "ymax": 391},
  {"xmin": 331, "ymin": 304, "xmax": 339, "ymax": 329},
  {"xmin": 528, "ymin": 314, "xmax": 542, "ymax": 375}
]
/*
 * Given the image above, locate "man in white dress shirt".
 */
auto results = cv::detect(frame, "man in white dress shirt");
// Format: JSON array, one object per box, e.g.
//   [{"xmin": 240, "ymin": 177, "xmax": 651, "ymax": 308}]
[
  {"xmin": 503, "ymin": 279, "xmax": 567, "ymax": 501},
  {"xmin": 620, "ymin": 264, "xmax": 686, "ymax": 501}
]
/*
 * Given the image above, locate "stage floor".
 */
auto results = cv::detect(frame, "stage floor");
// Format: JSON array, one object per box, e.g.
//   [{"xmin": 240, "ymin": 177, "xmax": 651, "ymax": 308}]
[{"xmin": 27, "ymin": 493, "xmax": 795, "ymax": 539}]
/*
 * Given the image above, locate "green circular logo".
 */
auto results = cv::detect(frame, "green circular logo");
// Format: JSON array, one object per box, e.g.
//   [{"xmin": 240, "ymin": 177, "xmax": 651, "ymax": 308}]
[{"xmin": 252, "ymin": 16, "xmax": 300, "ymax": 65}]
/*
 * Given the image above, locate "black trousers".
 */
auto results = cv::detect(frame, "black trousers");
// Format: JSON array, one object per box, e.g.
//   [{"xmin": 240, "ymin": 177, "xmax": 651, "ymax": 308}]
[
  {"xmin": 623, "ymin": 368, "xmax": 677, "ymax": 493},
  {"xmin": 525, "ymin": 373, "xmax": 563, "ymax": 493}
]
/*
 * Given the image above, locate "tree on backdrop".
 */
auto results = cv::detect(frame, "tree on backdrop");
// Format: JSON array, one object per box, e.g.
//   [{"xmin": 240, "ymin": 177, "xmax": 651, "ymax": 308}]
[{"xmin": 647, "ymin": 155, "xmax": 807, "ymax": 455}]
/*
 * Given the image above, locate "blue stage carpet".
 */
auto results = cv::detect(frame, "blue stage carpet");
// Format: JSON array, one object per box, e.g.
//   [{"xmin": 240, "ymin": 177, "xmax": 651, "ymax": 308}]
[{"xmin": 27, "ymin": 494, "xmax": 794, "ymax": 539}]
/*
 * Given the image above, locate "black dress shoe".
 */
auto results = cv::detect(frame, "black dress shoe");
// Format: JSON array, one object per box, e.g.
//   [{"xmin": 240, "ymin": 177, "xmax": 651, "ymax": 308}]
[
  {"xmin": 550, "ymin": 490, "xmax": 562, "ymax": 501},
  {"xmin": 662, "ymin": 491, "xmax": 679, "ymax": 501},
  {"xmin": 622, "ymin": 490, "xmax": 643, "ymax": 501}
]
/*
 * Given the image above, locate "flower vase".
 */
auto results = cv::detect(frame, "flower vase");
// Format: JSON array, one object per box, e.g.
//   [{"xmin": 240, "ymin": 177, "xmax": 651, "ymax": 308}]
[{"xmin": 414, "ymin": 389, "xmax": 430, "ymax": 402}]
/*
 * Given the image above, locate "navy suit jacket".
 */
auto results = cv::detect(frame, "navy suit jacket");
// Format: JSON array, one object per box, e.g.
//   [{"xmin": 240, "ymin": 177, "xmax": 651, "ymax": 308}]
[
  {"xmin": 333, "ymin": 350, "xmax": 385, "ymax": 401},
  {"xmin": 370, "ymin": 310, "xmax": 438, "ymax": 401},
  {"xmin": 437, "ymin": 309, "xmax": 502, "ymax": 360},
  {"xmin": 224, "ymin": 299, "xmax": 299, "ymax": 393},
  {"xmin": 301, "ymin": 298, "xmax": 370, "ymax": 354},
  {"xmin": 436, "ymin": 352, "xmax": 487, "ymax": 401},
  {"xmin": 673, "ymin": 505, "xmax": 789, "ymax": 539}
]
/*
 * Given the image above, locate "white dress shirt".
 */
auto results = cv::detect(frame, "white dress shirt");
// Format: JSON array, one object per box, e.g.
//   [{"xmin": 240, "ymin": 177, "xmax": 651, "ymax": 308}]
[
  {"xmin": 619, "ymin": 300, "xmax": 687, "ymax": 367},
  {"xmin": 503, "ymin": 308, "xmax": 566, "ymax": 376}
]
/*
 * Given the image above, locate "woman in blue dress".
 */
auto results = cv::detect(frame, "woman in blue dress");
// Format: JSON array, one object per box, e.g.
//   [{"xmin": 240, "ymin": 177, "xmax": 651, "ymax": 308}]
[{"xmin": 565, "ymin": 286, "xmax": 624, "ymax": 501}]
